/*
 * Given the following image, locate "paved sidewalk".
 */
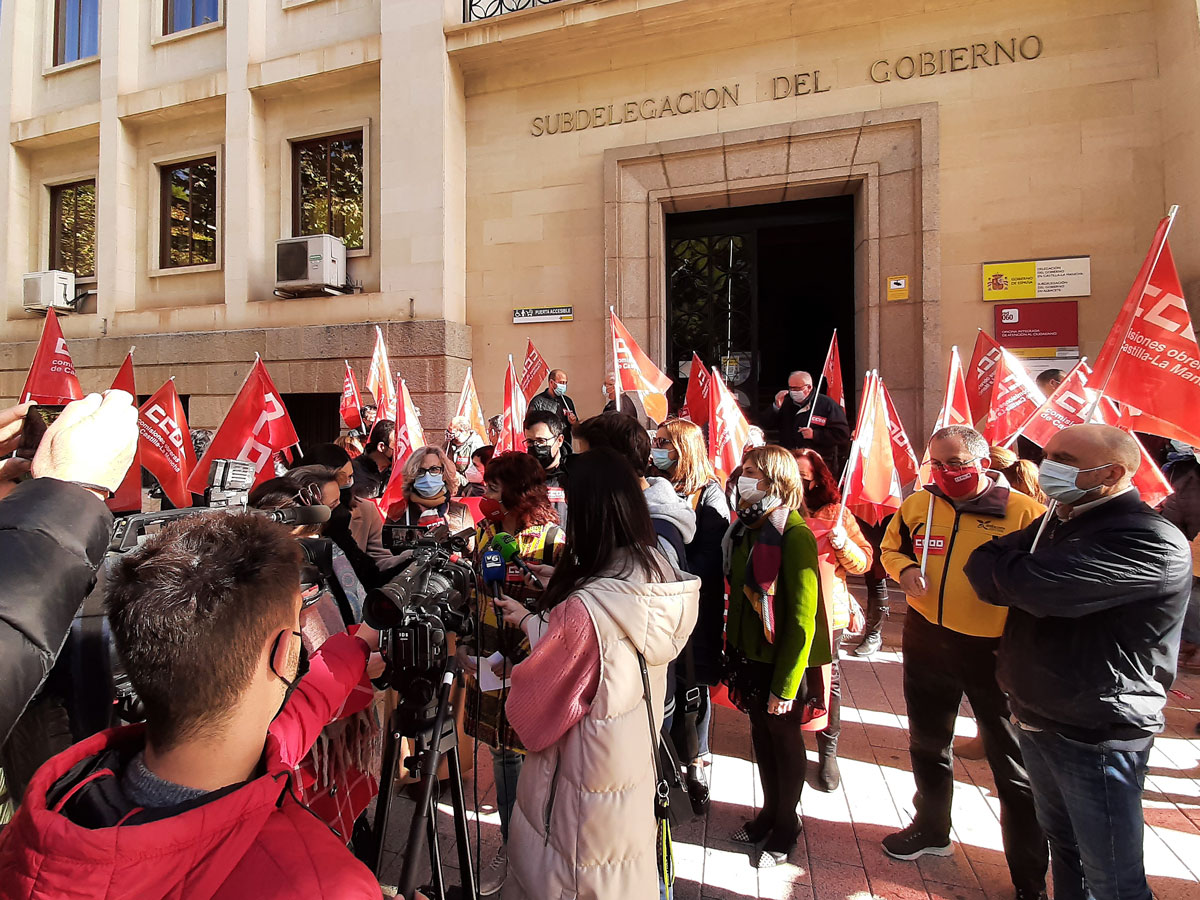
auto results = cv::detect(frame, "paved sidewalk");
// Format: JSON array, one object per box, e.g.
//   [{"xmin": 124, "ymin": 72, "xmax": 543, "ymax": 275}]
[{"xmin": 382, "ymin": 610, "xmax": 1200, "ymax": 898}]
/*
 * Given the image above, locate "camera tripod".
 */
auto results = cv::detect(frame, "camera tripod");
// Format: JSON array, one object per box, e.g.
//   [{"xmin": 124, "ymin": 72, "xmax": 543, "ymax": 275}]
[{"xmin": 363, "ymin": 661, "xmax": 478, "ymax": 900}]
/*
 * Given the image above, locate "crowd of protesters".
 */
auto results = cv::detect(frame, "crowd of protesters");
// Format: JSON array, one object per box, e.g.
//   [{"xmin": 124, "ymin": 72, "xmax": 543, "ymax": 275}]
[{"xmin": 0, "ymin": 358, "xmax": 1195, "ymax": 900}]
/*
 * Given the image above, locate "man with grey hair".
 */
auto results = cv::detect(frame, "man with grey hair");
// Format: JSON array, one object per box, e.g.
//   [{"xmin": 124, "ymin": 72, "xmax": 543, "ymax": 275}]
[
  {"xmin": 771, "ymin": 370, "xmax": 850, "ymax": 472},
  {"xmin": 445, "ymin": 414, "xmax": 484, "ymax": 488},
  {"xmin": 880, "ymin": 425, "xmax": 1048, "ymax": 899},
  {"xmin": 966, "ymin": 424, "xmax": 1192, "ymax": 900}
]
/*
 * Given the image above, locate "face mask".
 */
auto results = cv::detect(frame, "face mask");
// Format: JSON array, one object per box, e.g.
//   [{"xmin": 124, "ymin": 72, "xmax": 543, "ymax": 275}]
[
  {"xmin": 271, "ymin": 632, "xmax": 310, "ymax": 719},
  {"xmin": 789, "ymin": 389, "xmax": 810, "ymax": 405},
  {"xmin": 932, "ymin": 464, "xmax": 983, "ymax": 500},
  {"xmin": 602, "ymin": 384, "xmax": 611, "ymax": 399},
  {"xmin": 527, "ymin": 443, "xmax": 556, "ymax": 467},
  {"xmin": 479, "ymin": 497, "xmax": 505, "ymax": 522},
  {"xmin": 343, "ymin": 476, "xmax": 354, "ymax": 490},
  {"xmin": 465, "ymin": 463, "xmax": 484, "ymax": 484},
  {"xmin": 737, "ymin": 475, "xmax": 767, "ymax": 505},
  {"xmin": 554, "ymin": 383, "xmax": 568, "ymax": 397},
  {"xmin": 413, "ymin": 472, "xmax": 445, "ymax": 498},
  {"xmin": 1038, "ymin": 459, "xmax": 1110, "ymax": 505},
  {"xmin": 651, "ymin": 448, "xmax": 677, "ymax": 471}
]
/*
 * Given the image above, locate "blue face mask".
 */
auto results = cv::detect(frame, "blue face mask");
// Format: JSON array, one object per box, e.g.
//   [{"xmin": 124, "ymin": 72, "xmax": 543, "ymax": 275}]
[
  {"xmin": 1037, "ymin": 459, "xmax": 1109, "ymax": 505},
  {"xmin": 554, "ymin": 383, "xmax": 568, "ymax": 397},
  {"xmin": 413, "ymin": 472, "xmax": 445, "ymax": 498},
  {"xmin": 651, "ymin": 448, "xmax": 676, "ymax": 471}
]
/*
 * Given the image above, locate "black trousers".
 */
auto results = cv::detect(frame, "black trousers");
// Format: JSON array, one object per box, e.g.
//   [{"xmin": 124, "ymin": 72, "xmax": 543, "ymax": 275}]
[
  {"xmin": 902, "ymin": 612, "xmax": 1048, "ymax": 893},
  {"xmin": 748, "ymin": 700, "xmax": 807, "ymax": 840},
  {"xmin": 820, "ymin": 631, "xmax": 842, "ymax": 742}
]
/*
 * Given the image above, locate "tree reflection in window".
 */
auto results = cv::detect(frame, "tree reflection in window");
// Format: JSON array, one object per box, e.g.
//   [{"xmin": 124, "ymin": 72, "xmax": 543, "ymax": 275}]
[
  {"xmin": 51, "ymin": 180, "xmax": 97, "ymax": 278},
  {"xmin": 293, "ymin": 132, "xmax": 364, "ymax": 251},
  {"xmin": 160, "ymin": 157, "xmax": 218, "ymax": 268}
]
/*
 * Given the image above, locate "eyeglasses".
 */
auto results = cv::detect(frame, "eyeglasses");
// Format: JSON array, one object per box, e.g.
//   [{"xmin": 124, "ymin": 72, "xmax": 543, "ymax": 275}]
[
  {"xmin": 652, "ymin": 437, "xmax": 673, "ymax": 449},
  {"xmin": 525, "ymin": 436, "xmax": 556, "ymax": 447},
  {"xmin": 294, "ymin": 483, "xmax": 322, "ymax": 506},
  {"xmin": 417, "ymin": 465, "xmax": 444, "ymax": 476},
  {"xmin": 928, "ymin": 457, "xmax": 981, "ymax": 472}
]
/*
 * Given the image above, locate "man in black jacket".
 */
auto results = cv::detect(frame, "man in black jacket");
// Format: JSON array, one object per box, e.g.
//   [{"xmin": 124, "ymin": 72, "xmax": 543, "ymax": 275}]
[
  {"xmin": 0, "ymin": 391, "xmax": 139, "ymax": 744},
  {"xmin": 965, "ymin": 424, "xmax": 1192, "ymax": 900},
  {"xmin": 527, "ymin": 369, "xmax": 578, "ymax": 449},
  {"xmin": 770, "ymin": 370, "xmax": 850, "ymax": 473}
]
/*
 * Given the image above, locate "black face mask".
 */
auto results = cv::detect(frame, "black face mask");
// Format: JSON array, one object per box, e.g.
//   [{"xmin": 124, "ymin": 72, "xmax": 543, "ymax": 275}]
[
  {"xmin": 528, "ymin": 443, "xmax": 556, "ymax": 468},
  {"xmin": 270, "ymin": 631, "xmax": 310, "ymax": 720}
]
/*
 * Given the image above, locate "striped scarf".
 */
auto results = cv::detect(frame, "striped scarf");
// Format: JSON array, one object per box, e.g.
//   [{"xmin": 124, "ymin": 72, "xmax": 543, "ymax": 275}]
[{"xmin": 725, "ymin": 504, "xmax": 790, "ymax": 643}]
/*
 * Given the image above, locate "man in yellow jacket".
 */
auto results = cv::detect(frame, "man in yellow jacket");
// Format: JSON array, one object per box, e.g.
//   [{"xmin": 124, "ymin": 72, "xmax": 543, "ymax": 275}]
[{"xmin": 880, "ymin": 426, "xmax": 1048, "ymax": 900}]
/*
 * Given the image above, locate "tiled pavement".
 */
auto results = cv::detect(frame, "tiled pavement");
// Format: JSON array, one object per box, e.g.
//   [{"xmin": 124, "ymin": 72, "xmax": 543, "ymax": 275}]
[{"xmin": 380, "ymin": 608, "xmax": 1200, "ymax": 899}]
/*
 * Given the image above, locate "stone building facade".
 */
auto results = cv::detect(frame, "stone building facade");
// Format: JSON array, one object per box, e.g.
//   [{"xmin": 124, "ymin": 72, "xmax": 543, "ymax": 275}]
[{"xmin": 2, "ymin": 0, "xmax": 1200, "ymax": 440}]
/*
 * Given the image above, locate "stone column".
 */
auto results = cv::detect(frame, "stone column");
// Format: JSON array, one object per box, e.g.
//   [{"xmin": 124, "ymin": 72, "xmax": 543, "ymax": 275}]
[{"xmin": 0, "ymin": 0, "xmax": 36, "ymax": 325}]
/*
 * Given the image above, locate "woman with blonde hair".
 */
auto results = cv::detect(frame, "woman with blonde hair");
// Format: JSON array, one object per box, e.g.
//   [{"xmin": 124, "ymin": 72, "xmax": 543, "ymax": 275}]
[
  {"xmin": 723, "ymin": 444, "xmax": 825, "ymax": 867},
  {"xmin": 989, "ymin": 444, "xmax": 1048, "ymax": 505},
  {"xmin": 390, "ymin": 445, "xmax": 474, "ymax": 535},
  {"xmin": 652, "ymin": 418, "xmax": 730, "ymax": 809}
]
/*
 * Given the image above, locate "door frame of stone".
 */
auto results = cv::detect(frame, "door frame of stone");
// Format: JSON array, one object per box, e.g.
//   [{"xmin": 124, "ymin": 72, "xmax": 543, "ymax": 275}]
[{"xmin": 603, "ymin": 102, "xmax": 940, "ymax": 435}]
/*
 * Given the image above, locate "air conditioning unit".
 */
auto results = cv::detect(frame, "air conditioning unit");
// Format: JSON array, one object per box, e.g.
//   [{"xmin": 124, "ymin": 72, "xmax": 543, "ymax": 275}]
[
  {"xmin": 23, "ymin": 270, "xmax": 76, "ymax": 313},
  {"xmin": 274, "ymin": 234, "xmax": 346, "ymax": 293}
]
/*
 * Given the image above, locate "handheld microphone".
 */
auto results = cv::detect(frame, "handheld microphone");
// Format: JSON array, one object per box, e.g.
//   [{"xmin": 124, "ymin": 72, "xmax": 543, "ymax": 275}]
[
  {"xmin": 480, "ymin": 548, "xmax": 506, "ymax": 600},
  {"xmin": 491, "ymin": 532, "xmax": 545, "ymax": 589},
  {"xmin": 258, "ymin": 505, "xmax": 332, "ymax": 526}
]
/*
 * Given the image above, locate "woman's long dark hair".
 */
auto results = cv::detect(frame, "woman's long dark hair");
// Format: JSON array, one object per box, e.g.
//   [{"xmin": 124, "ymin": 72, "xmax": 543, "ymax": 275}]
[
  {"xmin": 484, "ymin": 451, "xmax": 556, "ymax": 530},
  {"xmin": 793, "ymin": 447, "xmax": 840, "ymax": 512},
  {"xmin": 539, "ymin": 447, "xmax": 668, "ymax": 612}
]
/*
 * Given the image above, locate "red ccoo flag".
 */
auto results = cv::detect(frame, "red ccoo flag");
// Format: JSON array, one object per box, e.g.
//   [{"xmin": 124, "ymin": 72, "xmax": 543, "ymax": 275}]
[
  {"xmin": 519, "ymin": 339, "xmax": 550, "ymax": 403},
  {"xmin": 380, "ymin": 378, "xmax": 427, "ymax": 517},
  {"xmin": 844, "ymin": 373, "xmax": 904, "ymax": 526},
  {"xmin": 187, "ymin": 358, "xmax": 299, "ymax": 493},
  {"xmin": 1090, "ymin": 217, "xmax": 1200, "ymax": 448},
  {"xmin": 879, "ymin": 377, "xmax": 920, "ymax": 488},
  {"xmin": 819, "ymin": 331, "xmax": 845, "ymax": 409},
  {"xmin": 980, "ymin": 346, "xmax": 1045, "ymax": 446},
  {"xmin": 366, "ymin": 326, "xmax": 396, "ymax": 422},
  {"xmin": 455, "ymin": 367, "xmax": 489, "ymax": 444},
  {"xmin": 611, "ymin": 309, "xmax": 673, "ymax": 425},
  {"xmin": 107, "ymin": 350, "xmax": 142, "ymax": 514},
  {"xmin": 964, "ymin": 330, "xmax": 1004, "ymax": 425},
  {"xmin": 707, "ymin": 367, "xmax": 751, "ymax": 483},
  {"xmin": 920, "ymin": 346, "xmax": 974, "ymax": 482},
  {"xmin": 139, "ymin": 379, "xmax": 196, "ymax": 510},
  {"xmin": 20, "ymin": 309, "xmax": 84, "ymax": 405},
  {"xmin": 680, "ymin": 353, "xmax": 711, "ymax": 426},
  {"xmin": 496, "ymin": 356, "xmax": 528, "ymax": 454},
  {"xmin": 340, "ymin": 360, "xmax": 363, "ymax": 431}
]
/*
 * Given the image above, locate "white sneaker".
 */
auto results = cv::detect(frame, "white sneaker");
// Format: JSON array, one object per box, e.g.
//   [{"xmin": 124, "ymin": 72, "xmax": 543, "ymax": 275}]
[{"xmin": 478, "ymin": 845, "xmax": 507, "ymax": 896}]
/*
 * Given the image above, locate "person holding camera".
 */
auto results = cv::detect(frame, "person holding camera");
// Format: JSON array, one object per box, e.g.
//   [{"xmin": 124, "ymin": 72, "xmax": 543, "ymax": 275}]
[
  {"xmin": 0, "ymin": 512, "xmax": 388, "ymax": 898},
  {"xmin": 493, "ymin": 447, "xmax": 699, "ymax": 900},
  {"xmin": 390, "ymin": 446, "xmax": 474, "ymax": 536},
  {"xmin": 457, "ymin": 451, "xmax": 565, "ymax": 895},
  {"xmin": 0, "ymin": 392, "xmax": 138, "ymax": 748}
]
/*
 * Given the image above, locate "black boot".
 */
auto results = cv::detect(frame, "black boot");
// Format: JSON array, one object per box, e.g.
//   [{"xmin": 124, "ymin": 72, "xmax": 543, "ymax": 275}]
[
  {"xmin": 815, "ymin": 733, "xmax": 841, "ymax": 792},
  {"xmin": 852, "ymin": 578, "xmax": 889, "ymax": 658}
]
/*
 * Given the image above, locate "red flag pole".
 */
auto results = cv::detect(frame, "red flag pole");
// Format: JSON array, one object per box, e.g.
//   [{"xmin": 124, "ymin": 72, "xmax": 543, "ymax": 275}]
[
  {"xmin": 609, "ymin": 306, "xmax": 621, "ymax": 414},
  {"xmin": 807, "ymin": 329, "xmax": 837, "ymax": 428}
]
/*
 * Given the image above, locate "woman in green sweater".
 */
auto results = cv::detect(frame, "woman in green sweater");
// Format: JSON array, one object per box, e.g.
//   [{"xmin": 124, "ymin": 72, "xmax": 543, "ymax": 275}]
[{"xmin": 723, "ymin": 444, "xmax": 827, "ymax": 867}]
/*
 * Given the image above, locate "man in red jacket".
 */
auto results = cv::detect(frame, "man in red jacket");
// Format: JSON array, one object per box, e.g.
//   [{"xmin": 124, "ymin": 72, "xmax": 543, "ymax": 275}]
[{"xmin": 0, "ymin": 512, "xmax": 387, "ymax": 899}]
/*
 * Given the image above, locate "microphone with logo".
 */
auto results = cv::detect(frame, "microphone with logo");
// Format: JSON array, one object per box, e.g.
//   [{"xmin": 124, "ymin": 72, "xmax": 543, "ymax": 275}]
[{"xmin": 490, "ymin": 531, "xmax": 545, "ymax": 590}]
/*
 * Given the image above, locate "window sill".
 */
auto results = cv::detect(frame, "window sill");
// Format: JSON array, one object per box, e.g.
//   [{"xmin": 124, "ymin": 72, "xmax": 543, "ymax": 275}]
[
  {"xmin": 348, "ymin": 247, "xmax": 368, "ymax": 259},
  {"xmin": 42, "ymin": 56, "xmax": 100, "ymax": 78},
  {"xmin": 149, "ymin": 262, "xmax": 222, "ymax": 278},
  {"xmin": 282, "ymin": 0, "xmax": 331, "ymax": 9},
  {"xmin": 151, "ymin": 20, "xmax": 225, "ymax": 47}
]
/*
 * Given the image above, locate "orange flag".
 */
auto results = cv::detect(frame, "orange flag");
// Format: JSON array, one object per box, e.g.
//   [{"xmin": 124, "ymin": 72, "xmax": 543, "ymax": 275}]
[
  {"xmin": 455, "ymin": 368, "xmax": 489, "ymax": 444},
  {"xmin": 340, "ymin": 360, "xmax": 363, "ymax": 431},
  {"xmin": 611, "ymin": 309, "xmax": 673, "ymax": 425},
  {"xmin": 819, "ymin": 331, "xmax": 845, "ymax": 409},
  {"xmin": 1091, "ymin": 217, "xmax": 1200, "ymax": 447},
  {"xmin": 187, "ymin": 358, "xmax": 299, "ymax": 493},
  {"xmin": 496, "ymin": 356, "xmax": 528, "ymax": 454},
  {"xmin": 107, "ymin": 350, "xmax": 142, "ymax": 513},
  {"xmin": 139, "ymin": 379, "xmax": 196, "ymax": 510},
  {"xmin": 20, "ymin": 308, "xmax": 84, "ymax": 405},
  {"xmin": 964, "ymin": 330, "xmax": 1004, "ymax": 425},
  {"xmin": 366, "ymin": 326, "xmax": 396, "ymax": 422},
  {"xmin": 380, "ymin": 377, "xmax": 427, "ymax": 516},
  {"xmin": 707, "ymin": 366, "xmax": 751, "ymax": 483},
  {"xmin": 844, "ymin": 373, "xmax": 903, "ymax": 526},
  {"xmin": 681, "ymin": 352, "xmax": 711, "ymax": 426},
  {"xmin": 879, "ymin": 377, "xmax": 920, "ymax": 488},
  {"xmin": 980, "ymin": 346, "xmax": 1045, "ymax": 446},
  {"xmin": 519, "ymin": 339, "xmax": 550, "ymax": 403}
]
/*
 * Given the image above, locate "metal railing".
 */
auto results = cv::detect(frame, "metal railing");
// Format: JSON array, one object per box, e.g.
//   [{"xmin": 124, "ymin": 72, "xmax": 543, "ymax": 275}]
[{"xmin": 464, "ymin": 0, "xmax": 562, "ymax": 22}]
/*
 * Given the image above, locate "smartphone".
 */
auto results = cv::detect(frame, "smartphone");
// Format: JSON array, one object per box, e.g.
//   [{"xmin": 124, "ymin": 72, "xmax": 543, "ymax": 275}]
[{"xmin": 16, "ymin": 404, "xmax": 66, "ymax": 460}]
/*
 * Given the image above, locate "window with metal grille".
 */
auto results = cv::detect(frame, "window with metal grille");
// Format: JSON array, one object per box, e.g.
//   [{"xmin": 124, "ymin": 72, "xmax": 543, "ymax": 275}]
[
  {"xmin": 50, "ymin": 180, "xmax": 97, "ymax": 278},
  {"xmin": 292, "ymin": 131, "xmax": 364, "ymax": 251},
  {"xmin": 160, "ymin": 157, "xmax": 219, "ymax": 269}
]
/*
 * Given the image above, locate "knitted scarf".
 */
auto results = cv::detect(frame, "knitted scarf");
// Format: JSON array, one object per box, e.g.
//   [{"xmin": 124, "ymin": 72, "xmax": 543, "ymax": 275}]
[
  {"xmin": 723, "ymin": 503, "xmax": 790, "ymax": 643},
  {"xmin": 409, "ymin": 490, "xmax": 448, "ymax": 509}
]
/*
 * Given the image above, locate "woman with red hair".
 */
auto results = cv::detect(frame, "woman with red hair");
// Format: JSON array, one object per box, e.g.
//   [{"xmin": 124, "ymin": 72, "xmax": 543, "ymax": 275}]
[
  {"xmin": 792, "ymin": 447, "xmax": 872, "ymax": 792},
  {"xmin": 455, "ymin": 451, "xmax": 566, "ymax": 895}
]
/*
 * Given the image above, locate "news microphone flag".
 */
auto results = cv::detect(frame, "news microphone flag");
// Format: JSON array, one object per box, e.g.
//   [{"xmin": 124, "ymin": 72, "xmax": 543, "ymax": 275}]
[
  {"xmin": 187, "ymin": 358, "xmax": 299, "ymax": 493},
  {"xmin": 340, "ymin": 360, "xmax": 363, "ymax": 431},
  {"xmin": 519, "ymin": 339, "xmax": 550, "ymax": 403},
  {"xmin": 20, "ymin": 308, "xmax": 84, "ymax": 406},
  {"xmin": 107, "ymin": 349, "xmax": 142, "ymax": 514},
  {"xmin": 139, "ymin": 378, "xmax": 197, "ymax": 510}
]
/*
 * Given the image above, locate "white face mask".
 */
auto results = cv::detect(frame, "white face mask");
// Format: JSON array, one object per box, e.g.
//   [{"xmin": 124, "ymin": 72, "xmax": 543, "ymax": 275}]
[
  {"xmin": 737, "ymin": 475, "xmax": 767, "ymax": 505},
  {"xmin": 789, "ymin": 388, "xmax": 810, "ymax": 405},
  {"xmin": 465, "ymin": 463, "xmax": 484, "ymax": 484}
]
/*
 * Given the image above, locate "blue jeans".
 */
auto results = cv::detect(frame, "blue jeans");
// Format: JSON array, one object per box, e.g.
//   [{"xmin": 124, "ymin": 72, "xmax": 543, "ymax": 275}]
[
  {"xmin": 492, "ymin": 748, "xmax": 523, "ymax": 842},
  {"xmin": 1016, "ymin": 727, "xmax": 1152, "ymax": 900},
  {"xmin": 1181, "ymin": 576, "xmax": 1200, "ymax": 645}
]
